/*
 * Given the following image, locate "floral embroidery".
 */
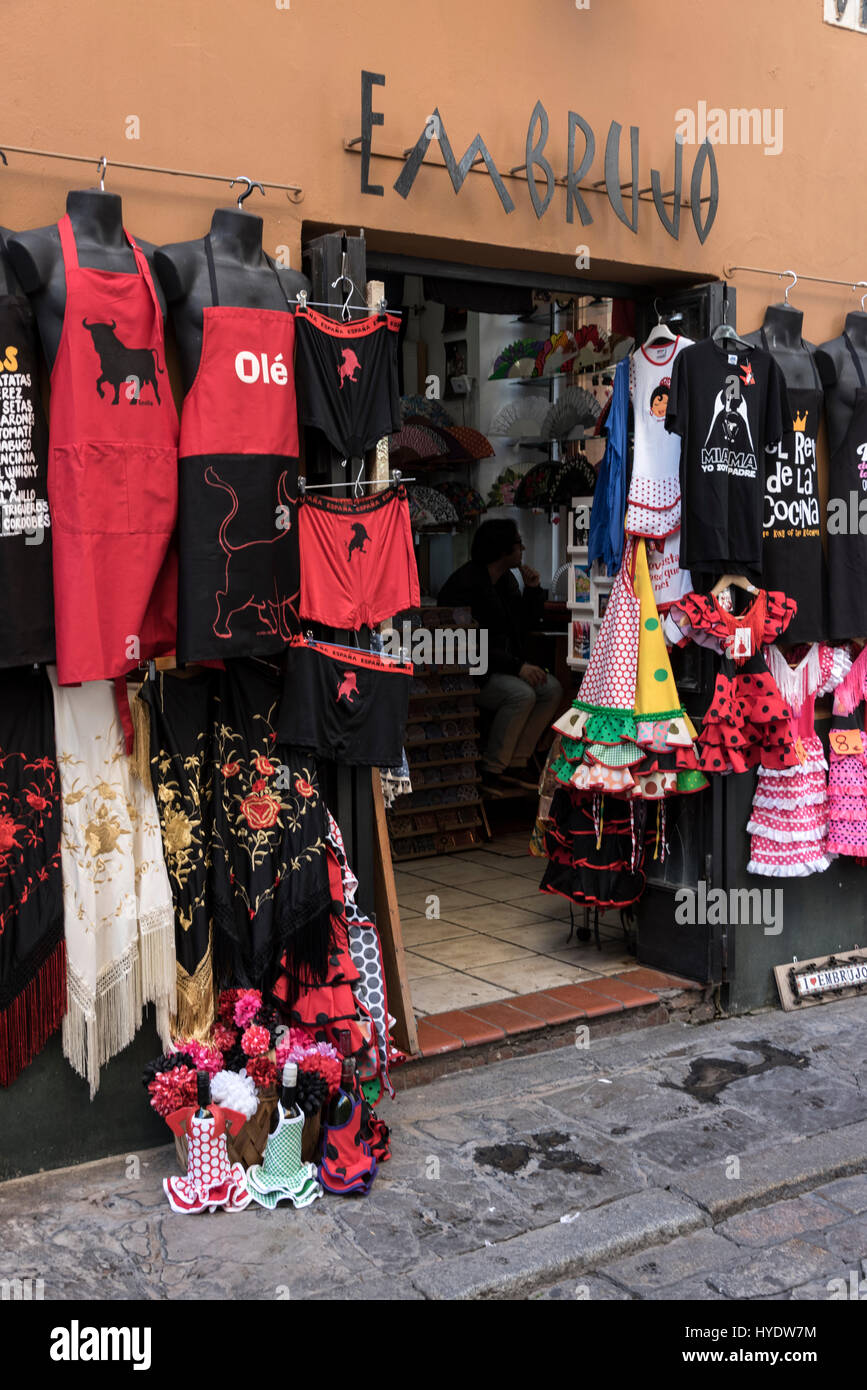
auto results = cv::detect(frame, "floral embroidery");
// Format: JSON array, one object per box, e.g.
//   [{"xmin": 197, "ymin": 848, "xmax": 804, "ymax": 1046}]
[{"xmin": 0, "ymin": 748, "xmax": 62, "ymax": 935}]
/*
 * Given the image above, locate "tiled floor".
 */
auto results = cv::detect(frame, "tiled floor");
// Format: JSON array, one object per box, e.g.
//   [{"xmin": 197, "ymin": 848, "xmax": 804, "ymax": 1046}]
[{"xmin": 396, "ymin": 832, "xmax": 639, "ymax": 1018}]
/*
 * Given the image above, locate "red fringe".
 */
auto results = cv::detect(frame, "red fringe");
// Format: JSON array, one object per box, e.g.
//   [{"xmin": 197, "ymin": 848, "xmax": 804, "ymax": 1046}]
[{"xmin": 0, "ymin": 939, "xmax": 68, "ymax": 1087}]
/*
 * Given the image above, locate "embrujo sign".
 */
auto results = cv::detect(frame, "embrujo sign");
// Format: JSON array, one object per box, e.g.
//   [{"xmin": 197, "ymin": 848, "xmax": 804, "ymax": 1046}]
[
  {"xmin": 824, "ymin": 0, "xmax": 867, "ymax": 33},
  {"xmin": 357, "ymin": 71, "xmax": 720, "ymax": 243}
]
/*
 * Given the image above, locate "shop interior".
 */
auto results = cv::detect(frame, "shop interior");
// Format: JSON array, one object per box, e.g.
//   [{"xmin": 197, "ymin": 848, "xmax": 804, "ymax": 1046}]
[{"xmin": 372, "ymin": 261, "xmax": 693, "ymax": 1022}]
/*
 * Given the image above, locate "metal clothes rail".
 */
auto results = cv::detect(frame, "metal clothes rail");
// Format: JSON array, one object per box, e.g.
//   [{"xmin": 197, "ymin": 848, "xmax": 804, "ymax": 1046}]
[{"xmin": 0, "ymin": 144, "xmax": 304, "ymax": 202}]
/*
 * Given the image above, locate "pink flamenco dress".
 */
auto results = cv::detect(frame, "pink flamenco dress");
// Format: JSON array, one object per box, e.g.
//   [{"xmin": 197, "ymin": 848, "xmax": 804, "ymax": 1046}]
[
  {"xmin": 827, "ymin": 643, "xmax": 867, "ymax": 861},
  {"xmin": 664, "ymin": 589, "xmax": 800, "ymax": 775},
  {"xmin": 746, "ymin": 643, "xmax": 851, "ymax": 876}
]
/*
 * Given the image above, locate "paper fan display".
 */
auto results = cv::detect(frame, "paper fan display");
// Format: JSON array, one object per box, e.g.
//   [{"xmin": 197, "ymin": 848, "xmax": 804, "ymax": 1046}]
[
  {"xmin": 444, "ymin": 425, "xmax": 495, "ymax": 459},
  {"xmin": 404, "ymin": 416, "xmax": 473, "ymax": 464},
  {"xmin": 408, "ymin": 485, "xmax": 460, "ymax": 529},
  {"xmin": 514, "ymin": 463, "xmax": 554, "ymax": 510},
  {"xmin": 399, "ymin": 394, "xmax": 456, "ymax": 427},
  {"xmin": 541, "ymin": 387, "xmax": 603, "ymax": 440},
  {"xmin": 437, "ymin": 481, "xmax": 486, "ymax": 522},
  {"xmin": 549, "ymin": 453, "xmax": 598, "ymax": 506},
  {"xmin": 389, "ymin": 421, "xmax": 450, "ymax": 461},
  {"xmin": 488, "ymin": 339, "xmax": 546, "ymax": 380},
  {"xmin": 488, "ymin": 398, "xmax": 549, "ymax": 438},
  {"xmin": 485, "ymin": 466, "xmax": 524, "ymax": 510}
]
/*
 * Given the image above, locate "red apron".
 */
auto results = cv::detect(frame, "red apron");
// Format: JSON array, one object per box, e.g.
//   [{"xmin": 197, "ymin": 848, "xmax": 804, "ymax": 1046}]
[
  {"xmin": 176, "ymin": 237, "xmax": 299, "ymax": 662},
  {"xmin": 48, "ymin": 214, "xmax": 178, "ymax": 685}
]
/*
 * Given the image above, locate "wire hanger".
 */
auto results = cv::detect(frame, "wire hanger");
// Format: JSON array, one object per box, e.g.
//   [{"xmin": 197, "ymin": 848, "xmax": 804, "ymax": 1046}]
[
  {"xmin": 294, "ymin": 247, "xmax": 402, "ymax": 319},
  {"xmin": 644, "ymin": 298, "xmax": 678, "ymax": 348},
  {"xmin": 230, "ymin": 175, "xmax": 265, "ymax": 209},
  {"xmin": 97, "ymin": 155, "xmax": 107, "ymax": 191},
  {"xmin": 712, "ymin": 293, "xmax": 751, "ymax": 350},
  {"xmin": 711, "ymin": 573, "xmax": 758, "ymax": 597},
  {"xmin": 779, "ymin": 269, "xmax": 798, "ymax": 306},
  {"xmin": 297, "ymin": 467, "xmax": 416, "ymax": 493},
  {"xmin": 854, "ymin": 281, "xmax": 867, "ymax": 312}
]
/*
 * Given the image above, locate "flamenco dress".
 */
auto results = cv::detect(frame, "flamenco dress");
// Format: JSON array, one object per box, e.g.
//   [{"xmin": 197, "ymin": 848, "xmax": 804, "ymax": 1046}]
[
  {"xmin": 827, "ymin": 644, "xmax": 867, "ymax": 859},
  {"xmin": 664, "ymin": 589, "xmax": 799, "ymax": 775},
  {"xmin": 746, "ymin": 644, "xmax": 850, "ymax": 876}
]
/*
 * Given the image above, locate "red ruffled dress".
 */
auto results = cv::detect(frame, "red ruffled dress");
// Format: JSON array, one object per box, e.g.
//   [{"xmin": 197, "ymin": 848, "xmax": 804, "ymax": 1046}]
[{"xmin": 665, "ymin": 590, "xmax": 799, "ymax": 774}]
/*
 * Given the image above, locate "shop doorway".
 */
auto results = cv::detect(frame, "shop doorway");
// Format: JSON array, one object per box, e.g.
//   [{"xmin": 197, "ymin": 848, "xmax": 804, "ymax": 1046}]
[{"xmin": 362, "ymin": 246, "xmax": 727, "ymax": 1043}]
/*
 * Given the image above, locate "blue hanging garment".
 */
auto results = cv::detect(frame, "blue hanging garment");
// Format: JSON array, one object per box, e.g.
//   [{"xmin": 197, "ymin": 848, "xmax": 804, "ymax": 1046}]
[{"xmin": 588, "ymin": 356, "xmax": 629, "ymax": 573}]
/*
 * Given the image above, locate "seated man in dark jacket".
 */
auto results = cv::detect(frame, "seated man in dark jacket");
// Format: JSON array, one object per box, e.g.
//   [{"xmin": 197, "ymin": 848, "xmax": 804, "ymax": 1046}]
[{"xmin": 438, "ymin": 519, "xmax": 563, "ymax": 792}]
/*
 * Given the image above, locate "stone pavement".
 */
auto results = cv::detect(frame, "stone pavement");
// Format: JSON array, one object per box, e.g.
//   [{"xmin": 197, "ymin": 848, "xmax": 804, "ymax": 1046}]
[{"xmin": 2, "ymin": 996, "xmax": 867, "ymax": 1300}]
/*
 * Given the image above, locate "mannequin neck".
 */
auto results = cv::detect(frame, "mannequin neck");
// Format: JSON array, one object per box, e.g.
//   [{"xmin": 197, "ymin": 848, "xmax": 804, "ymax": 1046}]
[
  {"xmin": 844, "ymin": 311, "xmax": 867, "ymax": 354},
  {"xmin": 66, "ymin": 189, "xmax": 127, "ymax": 246},
  {"xmin": 761, "ymin": 302, "xmax": 804, "ymax": 351},
  {"xmin": 208, "ymin": 208, "xmax": 265, "ymax": 264}
]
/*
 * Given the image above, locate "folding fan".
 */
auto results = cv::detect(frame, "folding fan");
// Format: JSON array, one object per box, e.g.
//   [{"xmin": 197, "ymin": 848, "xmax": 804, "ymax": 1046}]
[{"xmin": 488, "ymin": 398, "xmax": 549, "ymax": 438}]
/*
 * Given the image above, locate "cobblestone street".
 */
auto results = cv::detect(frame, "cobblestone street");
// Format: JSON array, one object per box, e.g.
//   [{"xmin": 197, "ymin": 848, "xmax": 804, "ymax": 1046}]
[{"xmin": 3, "ymin": 997, "xmax": 866, "ymax": 1300}]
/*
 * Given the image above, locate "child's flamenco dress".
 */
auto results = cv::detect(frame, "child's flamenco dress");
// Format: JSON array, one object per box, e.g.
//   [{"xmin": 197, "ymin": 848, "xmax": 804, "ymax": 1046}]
[
  {"xmin": 827, "ymin": 643, "xmax": 867, "ymax": 860},
  {"xmin": 746, "ymin": 643, "xmax": 850, "ymax": 876},
  {"xmin": 664, "ymin": 588, "xmax": 799, "ymax": 775}
]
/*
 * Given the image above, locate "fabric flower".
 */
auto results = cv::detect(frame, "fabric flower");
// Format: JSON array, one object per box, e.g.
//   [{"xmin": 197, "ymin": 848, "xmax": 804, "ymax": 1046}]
[
  {"xmin": 212, "ymin": 1022, "xmax": 238, "ymax": 1054},
  {"xmin": 296, "ymin": 1070, "xmax": 329, "ymax": 1116},
  {"xmin": 233, "ymin": 990, "xmax": 263, "ymax": 1028},
  {"xmin": 298, "ymin": 1049, "xmax": 341, "ymax": 1096},
  {"xmin": 142, "ymin": 1051, "xmax": 196, "ymax": 1090},
  {"xmin": 175, "ymin": 1038, "xmax": 223, "ymax": 1077},
  {"xmin": 294, "ymin": 777, "xmax": 315, "ymax": 799},
  {"xmin": 275, "ymin": 1028, "xmax": 314, "ymax": 1073},
  {"xmin": 210, "ymin": 1068, "xmax": 258, "ymax": 1121},
  {"xmin": 241, "ymin": 1024, "xmax": 271, "ymax": 1058},
  {"xmin": 148, "ymin": 1065, "xmax": 198, "ymax": 1117},
  {"xmin": 245, "ymin": 1056, "xmax": 277, "ymax": 1089},
  {"xmin": 254, "ymin": 756, "xmax": 276, "ymax": 776},
  {"xmin": 218, "ymin": 988, "xmax": 241, "ymax": 1024},
  {"xmin": 221, "ymin": 761, "xmax": 240, "ymax": 777}
]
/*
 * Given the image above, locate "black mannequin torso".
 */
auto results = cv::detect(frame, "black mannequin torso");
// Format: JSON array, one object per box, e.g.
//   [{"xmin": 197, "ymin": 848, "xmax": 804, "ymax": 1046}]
[
  {"xmin": 743, "ymin": 303, "xmax": 827, "ymax": 390},
  {"xmin": 154, "ymin": 208, "xmax": 311, "ymax": 394},
  {"xmin": 0, "ymin": 228, "xmax": 24, "ymax": 296},
  {"xmin": 6, "ymin": 189, "xmax": 167, "ymax": 370},
  {"xmin": 818, "ymin": 312, "xmax": 867, "ymax": 455}
]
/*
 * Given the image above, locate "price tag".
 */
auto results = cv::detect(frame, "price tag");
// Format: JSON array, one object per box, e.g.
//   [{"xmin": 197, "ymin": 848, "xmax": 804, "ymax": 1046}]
[
  {"xmin": 728, "ymin": 353, "xmax": 738, "ymax": 365},
  {"xmin": 732, "ymin": 626, "xmax": 752, "ymax": 660}
]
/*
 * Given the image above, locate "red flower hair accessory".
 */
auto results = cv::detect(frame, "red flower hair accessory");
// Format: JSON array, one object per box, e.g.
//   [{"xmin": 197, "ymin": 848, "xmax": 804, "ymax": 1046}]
[{"xmin": 241, "ymin": 1024, "xmax": 271, "ymax": 1058}]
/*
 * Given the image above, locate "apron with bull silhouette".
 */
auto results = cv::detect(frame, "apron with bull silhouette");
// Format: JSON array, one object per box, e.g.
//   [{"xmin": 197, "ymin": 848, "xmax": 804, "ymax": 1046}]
[
  {"xmin": 48, "ymin": 214, "xmax": 178, "ymax": 684},
  {"xmin": 176, "ymin": 236, "xmax": 300, "ymax": 662}
]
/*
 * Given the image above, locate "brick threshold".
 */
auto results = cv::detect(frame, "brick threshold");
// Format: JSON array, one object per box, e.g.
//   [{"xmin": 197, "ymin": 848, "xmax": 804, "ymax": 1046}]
[{"xmin": 394, "ymin": 969, "xmax": 715, "ymax": 1090}]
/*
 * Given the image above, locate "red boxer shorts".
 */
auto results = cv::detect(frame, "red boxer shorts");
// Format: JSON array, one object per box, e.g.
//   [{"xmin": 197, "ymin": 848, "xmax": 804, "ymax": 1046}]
[{"xmin": 298, "ymin": 484, "xmax": 420, "ymax": 629}]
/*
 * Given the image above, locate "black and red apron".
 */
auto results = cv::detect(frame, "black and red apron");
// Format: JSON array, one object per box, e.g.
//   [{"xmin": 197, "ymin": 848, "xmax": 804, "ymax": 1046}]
[
  {"xmin": 760, "ymin": 334, "xmax": 826, "ymax": 643},
  {"xmin": 0, "ymin": 283, "xmax": 54, "ymax": 666},
  {"xmin": 829, "ymin": 336, "xmax": 867, "ymax": 640},
  {"xmin": 48, "ymin": 214, "xmax": 178, "ymax": 684},
  {"xmin": 177, "ymin": 238, "xmax": 300, "ymax": 661}
]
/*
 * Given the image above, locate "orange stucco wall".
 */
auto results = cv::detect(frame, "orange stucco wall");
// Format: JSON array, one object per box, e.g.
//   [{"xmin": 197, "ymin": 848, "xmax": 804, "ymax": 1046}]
[{"xmin": 4, "ymin": 0, "xmax": 865, "ymax": 339}]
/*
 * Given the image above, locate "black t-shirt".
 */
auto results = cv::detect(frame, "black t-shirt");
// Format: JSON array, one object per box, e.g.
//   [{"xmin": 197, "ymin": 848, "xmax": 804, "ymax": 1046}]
[{"xmin": 665, "ymin": 338, "xmax": 788, "ymax": 576}]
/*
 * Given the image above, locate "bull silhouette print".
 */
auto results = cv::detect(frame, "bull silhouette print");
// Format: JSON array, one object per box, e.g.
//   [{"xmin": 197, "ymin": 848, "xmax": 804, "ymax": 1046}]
[
  {"xmin": 205, "ymin": 466, "xmax": 298, "ymax": 641},
  {"xmin": 338, "ymin": 348, "xmax": 361, "ymax": 389},
  {"xmin": 336, "ymin": 670, "xmax": 359, "ymax": 705},
  {"xmin": 82, "ymin": 319, "xmax": 165, "ymax": 405},
  {"xmin": 347, "ymin": 522, "xmax": 370, "ymax": 560}
]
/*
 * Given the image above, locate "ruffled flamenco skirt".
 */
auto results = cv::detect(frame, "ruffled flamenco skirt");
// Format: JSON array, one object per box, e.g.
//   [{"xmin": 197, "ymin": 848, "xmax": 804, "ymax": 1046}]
[
  {"xmin": 826, "ymin": 721, "xmax": 867, "ymax": 860},
  {"xmin": 550, "ymin": 537, "xmax": 707, "ymax": 800},
  {"xmin": 698, "ymin": 669, "xmax": 799, "ymax": 777},
  {"xmin": 539, "ymin": 788, "xmax": 647, "ymax": 910},
  {"xmin": 746, "ymin": 733, "xmax": 832, "ymax": 876}
]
